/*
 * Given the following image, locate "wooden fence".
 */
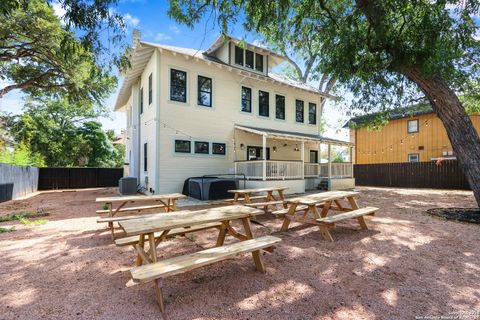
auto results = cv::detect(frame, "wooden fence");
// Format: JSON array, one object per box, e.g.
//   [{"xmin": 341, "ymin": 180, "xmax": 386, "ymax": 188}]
[
  {"xmin": 354, "ymin": 160, "xmax": 470, "ymax": 190},
  {"xmin": 38, "ymin": 168, "xmax": 124, "ymax": 190}
]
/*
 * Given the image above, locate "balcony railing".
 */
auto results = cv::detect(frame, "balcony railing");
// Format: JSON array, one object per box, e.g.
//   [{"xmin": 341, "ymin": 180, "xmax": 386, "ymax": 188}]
[{"xmin": 235, "ymin": 160, "xmax": 353, "ymax": 180}]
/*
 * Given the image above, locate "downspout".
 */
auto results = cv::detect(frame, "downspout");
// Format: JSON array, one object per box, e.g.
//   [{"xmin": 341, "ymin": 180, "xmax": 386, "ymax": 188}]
[{"xmin": 154, "ymin": 49, "xmax": 161, "ymax": 194}]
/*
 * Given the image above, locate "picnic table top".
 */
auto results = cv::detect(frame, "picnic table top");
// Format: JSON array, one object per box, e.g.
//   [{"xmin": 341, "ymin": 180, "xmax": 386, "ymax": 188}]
[
  {"xmin": 228, "ymin": 187, "xmax": 288, "ymax": 194},
  {"xmin": 118, "ymin": 205, "xmax": 264, "ymax": 236},
  {"xmin": 95, "ymin": 193, "xmax": 186, "ymax": 203},
  {"xmin": 285, "ymin": 191, "xmax": 359, "ymax": 205}
]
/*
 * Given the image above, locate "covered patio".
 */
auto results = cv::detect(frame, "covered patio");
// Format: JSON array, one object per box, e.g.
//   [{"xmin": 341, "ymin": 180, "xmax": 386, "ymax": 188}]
[{"xmin": 233, "ymin": 125, "xmax": 355, "ymax": 191}]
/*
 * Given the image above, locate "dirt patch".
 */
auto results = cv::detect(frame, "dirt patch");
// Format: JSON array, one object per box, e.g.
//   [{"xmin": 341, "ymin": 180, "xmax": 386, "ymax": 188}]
[
  {"xmin": 427, "ymin": 207, "xmax": 480, "ymax": 224},
  {"xmin": 0, "ymin": 187, "xmax": 479, "ymax": 320}
]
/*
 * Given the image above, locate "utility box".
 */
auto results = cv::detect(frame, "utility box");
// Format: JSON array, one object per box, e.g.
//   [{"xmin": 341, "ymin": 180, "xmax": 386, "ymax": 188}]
[{"xmin": 119, "ymin": 177, "xmax": 137, "ymax": 195}]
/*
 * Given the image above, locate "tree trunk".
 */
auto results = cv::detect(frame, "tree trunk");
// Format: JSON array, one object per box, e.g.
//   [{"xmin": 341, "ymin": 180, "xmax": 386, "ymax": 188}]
[{"xmin": 404, "ymin": 67, "xmax": 480, "ymax": 207}]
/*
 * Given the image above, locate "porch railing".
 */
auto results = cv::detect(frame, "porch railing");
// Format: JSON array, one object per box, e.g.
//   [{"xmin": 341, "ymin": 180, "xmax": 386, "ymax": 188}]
[
  {"xmin": 319, "ymin": 162, "xmax": 353, "ymax": 178},
  {"xmin": 235, "ymin": 160, "xmax": 303, "ymax": 180},
  {"xmin": 304, "ymin": 163, "xmax": 319, "ymax": 177},
  {"xmin": 235, "ymin": 160, "xmax": 353, "ymax": 180}
]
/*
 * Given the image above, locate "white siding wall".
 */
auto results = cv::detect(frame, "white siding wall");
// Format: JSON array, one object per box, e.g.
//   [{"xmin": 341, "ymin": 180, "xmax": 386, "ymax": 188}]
[{"xmin": 155, "ymin": 49, "xmax": 323, "ymax": 193}]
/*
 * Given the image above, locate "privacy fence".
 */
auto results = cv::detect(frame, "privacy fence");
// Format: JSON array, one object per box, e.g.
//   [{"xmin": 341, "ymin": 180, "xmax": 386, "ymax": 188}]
[
  {"xmin": 38, "ymin": 167, "xmax": 123, "ymax": 190},
  {"xmin": 354, "ymin": 160, "xmax": 470, "ymax": 190},
  {"xmin": 0, "ymin": 163, "xmax": 39, "ymax": 202}
]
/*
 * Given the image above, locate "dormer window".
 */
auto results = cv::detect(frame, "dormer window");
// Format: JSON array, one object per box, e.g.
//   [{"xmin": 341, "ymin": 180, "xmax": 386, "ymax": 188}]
[
  {"xmin": 235, "ymin": 46, "xmax": 243, "ymax": 65},
  {"xmin": 245, "ymin": 50, "xmax": 254, "ymax": 68},
  {"xmin": 255, "ymin": 53, "xmax": 264, "ymax": 72},
  {"xmin": 233, "ymin": 44, "xmax": 264, "ymax": 73}
]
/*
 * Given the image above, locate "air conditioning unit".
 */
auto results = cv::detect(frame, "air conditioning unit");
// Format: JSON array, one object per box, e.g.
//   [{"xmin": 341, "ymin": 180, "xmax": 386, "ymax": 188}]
[{"xmin": 119, "ymin": 177, "xmax": 137, "ymax": 195}]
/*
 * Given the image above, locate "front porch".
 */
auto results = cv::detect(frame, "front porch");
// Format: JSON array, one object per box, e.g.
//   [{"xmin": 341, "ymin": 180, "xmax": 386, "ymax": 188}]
[{"xmin": 233, "ymin": 125, "xmax": 355, "ymax": 193}]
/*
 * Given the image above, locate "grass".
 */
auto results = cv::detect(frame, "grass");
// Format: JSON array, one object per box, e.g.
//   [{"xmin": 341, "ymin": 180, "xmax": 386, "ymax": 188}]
[
  {"xmin": 0, "ymin": 226, "xmax": 16, "ymax": 233},
  {"xmin": 0, "ymin": 211, "xmax": 49, "ymax": 226},
  {"xmin": 19, "ymin": 218, "xmax": 48, "ymax": 225}
]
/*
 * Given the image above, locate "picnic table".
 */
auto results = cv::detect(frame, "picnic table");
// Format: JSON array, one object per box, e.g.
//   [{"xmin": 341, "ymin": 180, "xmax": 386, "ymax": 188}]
[
  {"xmin": 95, "ymin": 193, "xmax": 186, "ymax": 239},
  {"xmin": 227, "ymin": 186, "xmax": 288, "ymax": 204},
  {"xmin": 279, "ymin": 191, "xmax": 378, "ymax": 241},
  {"xmin": 118, "ymin": 205, "xmax": 281, "ymax": 313}
]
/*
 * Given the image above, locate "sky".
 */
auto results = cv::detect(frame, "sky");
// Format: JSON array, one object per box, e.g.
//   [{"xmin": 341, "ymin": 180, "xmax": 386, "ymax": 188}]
[{"xmin": 0, "ymin": 1, "xmax": 355, "ymax": 142}]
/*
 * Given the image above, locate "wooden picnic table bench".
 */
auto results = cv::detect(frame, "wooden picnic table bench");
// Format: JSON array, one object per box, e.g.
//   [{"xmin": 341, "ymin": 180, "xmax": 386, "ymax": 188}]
[
  {"xmin": 118, "ymin": 205, "xmax": 281, "ymax": 314},
  {"xmin": 280, "ymin": 191, "xmax": 378, "ymax": 241},
  {"xmin": 95, "ymin": 193, "xmax": 186, "ymax": 240},
  {"xmin": 226, "ymin": 187, "xmax": 288, "ymax": 213}
]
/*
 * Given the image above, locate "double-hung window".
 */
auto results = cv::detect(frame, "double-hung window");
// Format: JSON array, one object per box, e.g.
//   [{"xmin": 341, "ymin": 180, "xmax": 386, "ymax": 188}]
[
  {"xmin": 407, "ymin": 119, "xmax": 419, "ymax": 133},
  {"xmin": 170, "ymin": 69, "xmax": 187, "ymax": 102},
  {"xmin": 308, "ymin": 103, "xmax": 317, "ymax": 125},
  {"xmin": 241, "ymin": 87, "xmax": 252, "ymax": 113},
  {"xmin": 143, "ymin": 143, "xmax": 148, "ymax": 171},
  {"xmin": 275, "ymin": 95, "xmax": 285, "ymax": 120},
  {"xmin": 148, "ymin": 74, "xmax": 152, "ymax": 105},
  {"xmin": 296, "ymin": 100, "xmax": 304, "ymax": 123},
  {"xmin": 140, "ymin": 87, "xmax": 144, "ymax": 114},
  {"xmin": 258, "ymin": 91, "xmax": 269, "ymax": 117},
  {"xmin": 197, "ymin": 76, "xmax": 212, "ymax": 107}
]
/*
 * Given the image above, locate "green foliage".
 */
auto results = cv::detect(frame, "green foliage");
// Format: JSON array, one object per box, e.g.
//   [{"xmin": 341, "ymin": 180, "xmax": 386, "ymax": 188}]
[
  {"xmin": 6, "ymin": 98, "xmax": 124, "ymax": 167},
  {"xmin": 19, "ymin": 218, "xmax": 48, "ymax": 225},
  {"xmin": 0, "ymin": 142, "xmax": 45, "ymax": 167},
  {"xmin": 0, "ymin": 227, "xmax": 16, "ymax": 233},
  {"xmin": 0, "ymin": 0, "xmax": 117, "ymax": 104},
  {"xmin": 0, "ymin": 212, "xmax": 32, "ymax": 222},
  {"xmin": 168, "ymin": 0, "xmax": 480, "ymax": 117},
  {"xmin": 332, "ymin": 155, "xmax": 345, "ymax": 163}
]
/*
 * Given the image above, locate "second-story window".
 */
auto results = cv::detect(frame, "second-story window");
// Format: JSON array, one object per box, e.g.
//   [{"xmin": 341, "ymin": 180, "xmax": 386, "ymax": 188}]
[
  {"xmin": 245, "ymin": 50, "xmax": 254, "ymax": 69},
  {"xmin": 296, "ymin": 99, "xmax": 304, "ymax": 123},
  {"xmin": 148, "ymin": 74, "xmax": 152, "ymax": 105},
  {"xmin": 408, "ymin": 119, "xmax": 419, "ymax": 133},
  {"xmin": 170, "ymin": 69, "xmax": 187, "ymax": 102},
  {"xmin": 309, "ymin": 103, "xmax": 317, "ymax": 125},
  {"xmin": 139, "ymin": 87, "xmax": 143, "ymax": 114},
  {"xmin": 255, "ymin": 53, "xmax": 264, "ymax": 72},
  {"xmin": 259, "ymin": 90, "xmax": 269, "ymax": 117},
  {"xmin": 275, "ymin": 94, "xmax": 285, "ymax": 120},
  {"xmin": 241, "ymin": 87, "xmax": 252, "ymax": 113},
  {"xmin": 235, "ymin": 46, "xmax": 244, "ymax": 65},
  {"xmin": 197, "ymin": 76, "xmax": 212, "ymax": 107}
]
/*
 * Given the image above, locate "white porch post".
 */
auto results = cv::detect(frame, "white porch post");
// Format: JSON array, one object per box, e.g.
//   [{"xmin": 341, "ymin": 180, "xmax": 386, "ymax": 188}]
[
  {"xmin": 262, "ymin": 134, "xmax": 267, "ymax": 181},
  {"xmin": 327, "ymin": 144, "xmax": 332, "ymax": 190},
  {"xmin": 300, "ymin": 140, "xmax": 305, "ymax": 179}
]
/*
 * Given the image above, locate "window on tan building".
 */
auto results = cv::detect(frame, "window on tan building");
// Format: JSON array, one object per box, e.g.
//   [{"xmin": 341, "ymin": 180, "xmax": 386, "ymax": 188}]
[
  {"xmin": 407, "ymin": 119, "xmax": 419, "ymax": 133},
  {"xmin": 408, "ymin": 153, "xmax": 419, "ymax": 162}
]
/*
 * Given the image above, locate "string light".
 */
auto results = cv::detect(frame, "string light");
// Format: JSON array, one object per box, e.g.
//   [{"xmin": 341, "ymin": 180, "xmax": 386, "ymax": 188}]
[{"xmin": 360, "ymin": 117, "xmax": 431, "ymax": 156}]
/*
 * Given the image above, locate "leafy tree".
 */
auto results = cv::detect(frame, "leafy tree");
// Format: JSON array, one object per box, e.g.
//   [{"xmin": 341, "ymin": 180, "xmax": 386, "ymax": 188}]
[
  {"xmin": 169, "ymin": 0, "xmax": 480, "ymax": 206},
  {"xmin": 80, "ymin": 121, "xmax": 120, "ymax": 167},
  {"xmin": 0, "ymin": 142, "xmax": 45, "ymax": 167},
  {"xmin": 0, "ymin": 0, "xmax": 118, "ymax": 103},
  {"xmin": 7, "ymin": 98, "xmax": 122, "ymax": 167}
]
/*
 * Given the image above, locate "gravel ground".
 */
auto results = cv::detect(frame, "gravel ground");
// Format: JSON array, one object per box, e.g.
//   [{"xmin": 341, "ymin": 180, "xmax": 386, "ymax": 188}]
[{"xmin": 0, "ymin": 187, "xmax": 479, "ymax": 320}]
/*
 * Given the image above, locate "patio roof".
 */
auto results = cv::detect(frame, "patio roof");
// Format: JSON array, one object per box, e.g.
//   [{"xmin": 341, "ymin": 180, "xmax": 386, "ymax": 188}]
[{"xmin": 234, "ymin": 125, "xmax": 353, "ymax": 146}]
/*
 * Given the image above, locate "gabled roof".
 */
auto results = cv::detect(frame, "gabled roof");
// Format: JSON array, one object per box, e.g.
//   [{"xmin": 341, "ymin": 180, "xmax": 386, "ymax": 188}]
[
  {"xmin": 344, "ymin": 103, "xmax": 434, "ymax": 128},
  {"xmin": 115, "ymin": 40, "xmax": 337, "ymax": 111},
  {"xmin": 235, "ymin": 125, "xmax": 353, "ymax": 146}
]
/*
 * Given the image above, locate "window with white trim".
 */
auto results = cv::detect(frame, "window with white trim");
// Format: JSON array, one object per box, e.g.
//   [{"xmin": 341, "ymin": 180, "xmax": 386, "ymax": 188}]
[
  {"xmin": 407, "ymin": 119, "xmax": 419, "ymax": 133},
  {"xmin": 408, "ymin": 153, "xmax": 419, "ymax": 162}
]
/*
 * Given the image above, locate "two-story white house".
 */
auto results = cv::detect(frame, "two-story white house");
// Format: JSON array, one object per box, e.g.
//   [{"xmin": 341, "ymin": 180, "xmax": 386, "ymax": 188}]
[{"xmin": 115, "ymin": 31, "xmax": 355, "ymax": 195}]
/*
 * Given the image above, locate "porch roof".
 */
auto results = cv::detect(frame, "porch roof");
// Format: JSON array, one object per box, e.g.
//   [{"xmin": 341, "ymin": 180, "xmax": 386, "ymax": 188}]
[{"xmin": 234, "ymin": 125, "xmax": 353, "ymax": 146}]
